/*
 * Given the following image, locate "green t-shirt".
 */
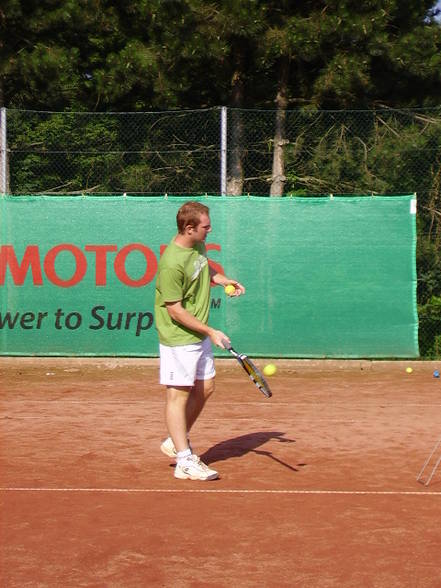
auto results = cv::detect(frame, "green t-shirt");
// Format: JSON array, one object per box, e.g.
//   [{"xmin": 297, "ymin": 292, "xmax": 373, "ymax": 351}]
[{"xmin": 154, "ymin": 238, "xmax": 211, "ymax": 346}]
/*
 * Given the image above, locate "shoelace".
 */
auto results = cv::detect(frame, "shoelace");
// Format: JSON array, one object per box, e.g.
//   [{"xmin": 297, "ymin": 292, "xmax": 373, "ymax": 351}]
[
  {"xmin": 194, "ymin": 457, "xmax": 214, "ymax": 472},
  {"xmin": 183, "ymin": 455, "xmax": 212, "ymax": 472}
]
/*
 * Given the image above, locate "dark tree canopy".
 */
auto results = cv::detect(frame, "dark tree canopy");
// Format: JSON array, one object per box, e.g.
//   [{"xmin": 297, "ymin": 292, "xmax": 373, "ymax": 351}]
[{"xmin": 1, "ymin": 0, "xmax": 440, "ymax": 111}]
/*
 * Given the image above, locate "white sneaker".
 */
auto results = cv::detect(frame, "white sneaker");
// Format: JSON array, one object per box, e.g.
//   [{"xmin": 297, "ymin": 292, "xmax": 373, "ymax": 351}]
[
  {"xmin": 174, "ymin": 455, "xmax": 219, "ymax": 481},
  {"xmin": 160, "ymin": 437, "xmax": 192, "ymax": 459},
  {"xmin": 160, "ymin": 437, "xmax": 177, "ymax": 459}
]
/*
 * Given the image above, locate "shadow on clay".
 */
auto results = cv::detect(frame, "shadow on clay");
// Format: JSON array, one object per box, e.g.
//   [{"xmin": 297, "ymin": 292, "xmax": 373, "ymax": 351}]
[{"xmin": 199, "ymin": 431, "xmax": 306, "ymax": 472}]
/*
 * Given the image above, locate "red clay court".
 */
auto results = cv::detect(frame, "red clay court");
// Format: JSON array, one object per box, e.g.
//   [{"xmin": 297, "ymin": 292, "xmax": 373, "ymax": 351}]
[{"xmin": 1, "ymin": 357, "xmax": 441, "ymax": 587}]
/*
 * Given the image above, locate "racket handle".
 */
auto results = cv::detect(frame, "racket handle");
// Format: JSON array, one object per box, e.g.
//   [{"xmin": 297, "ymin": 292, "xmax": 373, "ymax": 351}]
[{"xmin": 221, "ymin": 338, "xmax": 232, "ymax": 350}]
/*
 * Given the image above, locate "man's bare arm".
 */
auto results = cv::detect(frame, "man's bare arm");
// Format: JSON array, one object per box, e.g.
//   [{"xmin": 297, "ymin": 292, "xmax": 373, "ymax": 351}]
[
  {"xmin": 209, "ymin": 268, "xmax": 245, "ymax": 297},
  {"xmin": 165, "ymin": 300, "xmax": 229, "ymax": 348}
]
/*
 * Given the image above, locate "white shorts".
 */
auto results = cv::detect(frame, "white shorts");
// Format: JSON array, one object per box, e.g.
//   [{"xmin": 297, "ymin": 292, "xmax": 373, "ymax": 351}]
[{"xmin": 159, "ymin": 337, "xmax": 216, "ymax": 386}]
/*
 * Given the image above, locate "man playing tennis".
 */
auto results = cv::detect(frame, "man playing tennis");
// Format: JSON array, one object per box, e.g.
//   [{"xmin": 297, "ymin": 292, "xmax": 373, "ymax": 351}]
[{"xmin": 154, "ymin": 201, "xmax": 245, "ymax": 481}]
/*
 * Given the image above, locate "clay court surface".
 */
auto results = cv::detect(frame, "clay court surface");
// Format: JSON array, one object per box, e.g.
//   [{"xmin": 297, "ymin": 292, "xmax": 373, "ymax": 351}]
[{"xmin": 1, "ymin": 357, "xmax": 441, "ymax": 587}]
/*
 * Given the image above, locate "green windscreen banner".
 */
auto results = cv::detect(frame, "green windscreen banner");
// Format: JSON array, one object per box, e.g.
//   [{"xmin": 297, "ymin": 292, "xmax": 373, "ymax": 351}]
[{"xmin": 0, "ymin": 194, "xmax": 418, "ymax": 357}]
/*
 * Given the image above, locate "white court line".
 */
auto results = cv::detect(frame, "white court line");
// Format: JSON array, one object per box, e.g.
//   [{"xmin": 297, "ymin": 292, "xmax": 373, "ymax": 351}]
[
  {"xmin": 3, "ymin": 400, "xmax": 441, "ymax": 404},
  {"xmin": 1, "ymin": 487, "xmax": 441, "ymax": 496},
  {"xmin": 0, "ymin": 417, "xmax": 368, "ymax": 423}
]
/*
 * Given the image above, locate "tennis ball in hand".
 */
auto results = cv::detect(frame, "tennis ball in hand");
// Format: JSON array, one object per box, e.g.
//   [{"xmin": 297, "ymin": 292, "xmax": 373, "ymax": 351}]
[
  {"xmin": 263, "ymin": 364, "xmax": 277, "ymax": 377},
  {"xmin": 224, "ymin": 284, "xmax": 236, "ymax": 295}
]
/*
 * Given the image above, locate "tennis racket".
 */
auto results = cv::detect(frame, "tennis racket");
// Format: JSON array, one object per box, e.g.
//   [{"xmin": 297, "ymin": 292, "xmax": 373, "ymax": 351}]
[{"xmin": 222, "ymin": 340, "xmax": 272, "ymax": 398}]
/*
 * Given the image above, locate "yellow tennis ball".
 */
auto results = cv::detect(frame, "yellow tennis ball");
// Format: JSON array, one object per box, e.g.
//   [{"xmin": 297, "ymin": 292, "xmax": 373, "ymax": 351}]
[
  {"xmin": 406, "ymin": 367, "xmax": 413, "ymax": 374},
  {"xmin": 224, "ymin": 284, "xmax": 236, "ymax": 295},
  {"xmin": 263, "ymin": 364, "xmax": 277, "ymax": 377}
]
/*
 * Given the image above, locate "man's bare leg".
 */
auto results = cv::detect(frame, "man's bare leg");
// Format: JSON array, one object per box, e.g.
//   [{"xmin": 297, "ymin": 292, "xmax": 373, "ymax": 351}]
[
  {"xmin": 165, "ymin": 386, "xmax": 191, "ymax": 452},
  {"xmin": 186, "ymin": 377, "xmax": 215, "ymax": 433},
  {"xmin": 164, "ymin": 380, "xmax": 219, "ymax": 480}
]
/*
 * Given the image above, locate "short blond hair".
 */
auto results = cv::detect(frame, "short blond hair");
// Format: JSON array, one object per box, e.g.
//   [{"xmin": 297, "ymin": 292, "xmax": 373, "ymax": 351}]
[{"xmin": 176, "ymin": 201, "xmax": 210, "ymax": 234}]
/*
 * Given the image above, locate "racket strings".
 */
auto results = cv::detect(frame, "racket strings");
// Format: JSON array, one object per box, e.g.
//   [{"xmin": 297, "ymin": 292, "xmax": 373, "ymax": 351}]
[{"xmin": 243, "ymin": 358, "xmax": 269, "ymax": 390}]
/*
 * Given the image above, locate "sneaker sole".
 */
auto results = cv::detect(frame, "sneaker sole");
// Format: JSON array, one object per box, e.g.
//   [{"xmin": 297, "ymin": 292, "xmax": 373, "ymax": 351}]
[{"xmin": 174, "ymin": 470, "xmax": 219, "ymax": 481}]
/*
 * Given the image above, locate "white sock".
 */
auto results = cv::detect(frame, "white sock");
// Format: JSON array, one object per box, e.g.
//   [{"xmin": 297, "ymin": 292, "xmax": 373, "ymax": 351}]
[{"xmin": 177, "ymin": 448, "xmax": 192, "ymax": 462}]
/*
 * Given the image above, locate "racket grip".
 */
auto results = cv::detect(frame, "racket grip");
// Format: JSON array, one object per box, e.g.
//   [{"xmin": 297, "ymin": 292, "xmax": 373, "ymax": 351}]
[{"xmin": 221, "ymin": 338, "xmax": 232, "ymax": 350}]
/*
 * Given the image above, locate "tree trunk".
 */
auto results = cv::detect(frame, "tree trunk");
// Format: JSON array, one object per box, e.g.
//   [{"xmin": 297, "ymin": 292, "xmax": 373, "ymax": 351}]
[
  {"xmin": 270, "ymin": 57, "xmax": 290, "ymax": 197},
  {"xmin": 227, "ymin": 69, "xmax": 244, "ymax": 196}
]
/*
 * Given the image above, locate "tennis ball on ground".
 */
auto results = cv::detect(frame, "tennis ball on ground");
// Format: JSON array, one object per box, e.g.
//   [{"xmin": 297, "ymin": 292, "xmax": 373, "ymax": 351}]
[
  {"xmin": 224, "ymin": 284, "xmax": 236, "ymax": 295},
  {"xmin": 406, "ymin": 367, "xmax": 413, "ymax": 374},
  {"xmin": 263, "ymin": 364, "xmax": 277, "ymax": 377}
]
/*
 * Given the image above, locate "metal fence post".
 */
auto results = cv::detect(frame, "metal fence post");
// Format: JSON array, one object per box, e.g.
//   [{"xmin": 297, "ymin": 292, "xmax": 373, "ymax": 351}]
[
  {"xmin": 220, "ymin": 106, "xmax": 227, "ymax": 196},
  {"xmin": 0, "ymin": 107, "xmax": 7, "ymax": 195}
]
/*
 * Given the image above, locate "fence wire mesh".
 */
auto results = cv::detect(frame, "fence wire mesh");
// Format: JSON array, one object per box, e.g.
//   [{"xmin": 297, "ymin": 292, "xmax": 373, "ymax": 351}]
[
  {"xmin": 6, "ymin": 108, "xmax": 221, "ymax": 195},
  {"xmin": 3, "ymin": 106, "xmax": 441, "ymax": 357}
]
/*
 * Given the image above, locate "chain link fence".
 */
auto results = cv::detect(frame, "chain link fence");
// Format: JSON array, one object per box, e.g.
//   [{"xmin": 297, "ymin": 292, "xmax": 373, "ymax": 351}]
[
  {"xmin": 2, "ymin": 106, "xmax": 441, "ymax": 357},
  {"xmin": 3, "ymin": 108, "xmax": 222, "ymax": 195}
]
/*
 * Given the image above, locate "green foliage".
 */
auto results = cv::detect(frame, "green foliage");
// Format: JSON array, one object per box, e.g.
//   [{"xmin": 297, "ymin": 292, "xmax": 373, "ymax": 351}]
[
  {"xmin": 2, "ymin": 0, "xmax": 441, "ymax": 111},
  {"xmin": 8, "ymin": 110, "xmax": 121, "ymax": 192},
  {"xmin": 418, "ymin": 296, "xmax": 441, "ymax": 357},
  {"xmin": 7, "ymin": 108, "xmax": 221, "ymax": 194}
]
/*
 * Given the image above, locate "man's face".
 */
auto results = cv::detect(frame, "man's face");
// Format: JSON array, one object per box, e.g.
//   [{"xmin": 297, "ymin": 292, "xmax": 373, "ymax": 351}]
[{"xmin": 189, "ymin": 213, "xmax": 212, "ymax": 242}]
